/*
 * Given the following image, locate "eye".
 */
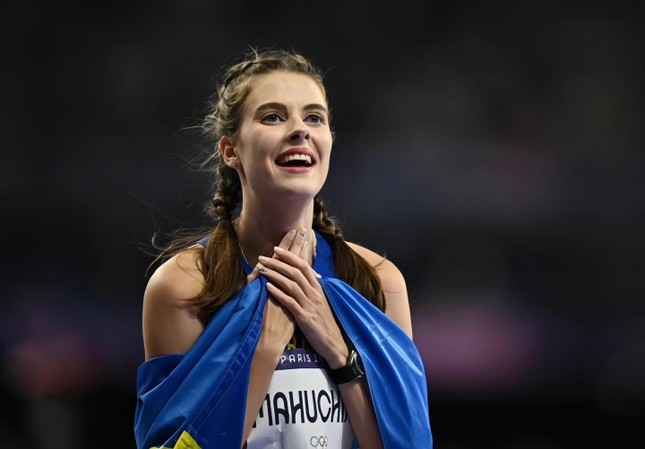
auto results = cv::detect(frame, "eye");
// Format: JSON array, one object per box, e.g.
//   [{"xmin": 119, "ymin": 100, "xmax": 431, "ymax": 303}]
[
  {"xmin": 304, "ymin": 113, "xmax": 325, "ymax": 125},
  {"xmin": 261, "ymin": 112, "xmax": 284, "ymax": 124}
]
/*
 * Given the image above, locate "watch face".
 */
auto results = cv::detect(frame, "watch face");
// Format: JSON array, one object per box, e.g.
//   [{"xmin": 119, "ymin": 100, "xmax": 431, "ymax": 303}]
[
  {"xmin": 352, "ymin": 350, "xmax": 364, "ymax": 375},
  {"xmin": 355, "ymin": 351, "xmax": 364, "ymax": 374},
  {"xmin": 329, "ymin": 348, "xmax": 364, "ymax": 384}
]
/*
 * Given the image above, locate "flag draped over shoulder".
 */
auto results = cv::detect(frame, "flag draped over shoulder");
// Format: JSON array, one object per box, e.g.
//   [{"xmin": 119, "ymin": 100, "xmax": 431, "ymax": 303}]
[{"xmin": 134, "ymin": 235, "xmax": 433, "ymax": 449}]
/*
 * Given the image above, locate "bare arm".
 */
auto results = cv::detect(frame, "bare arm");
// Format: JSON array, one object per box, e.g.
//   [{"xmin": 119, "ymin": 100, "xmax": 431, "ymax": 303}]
[
  {"xmin": 142, "ymin": 248, "xmax": 205, "ymax": 361},
  {"xmin": 142, "ymin": 246, "xmax": 290, "ymax": 448},
  {"xmin": 346, "ymin": 242, "xmax": 413, "ymax": 338}
]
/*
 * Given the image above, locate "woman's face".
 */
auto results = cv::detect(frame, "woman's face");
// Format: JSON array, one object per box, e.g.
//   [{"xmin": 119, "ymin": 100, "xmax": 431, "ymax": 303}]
[{"xmin": 226, "ymin": 71, "xmax": 333, "ymax": 202}]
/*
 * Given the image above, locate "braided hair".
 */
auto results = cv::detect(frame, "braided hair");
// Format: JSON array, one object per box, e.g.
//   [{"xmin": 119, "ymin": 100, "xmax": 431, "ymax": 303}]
[{"xmin": 155, "ymin": 49, "xmax": 384, "ymax": 323}]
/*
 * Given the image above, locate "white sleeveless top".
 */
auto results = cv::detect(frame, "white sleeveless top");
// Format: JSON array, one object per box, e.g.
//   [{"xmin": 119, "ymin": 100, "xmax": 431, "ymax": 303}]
[{"xmin": 247, "ymin": 347, "xmax": 355, "ymax": 449}]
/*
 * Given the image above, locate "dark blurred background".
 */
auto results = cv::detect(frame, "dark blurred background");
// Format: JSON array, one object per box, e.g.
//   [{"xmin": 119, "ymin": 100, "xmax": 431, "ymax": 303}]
[{"xmin": 2, "ymin": 1, "xmax": 644, "ymax": 448}]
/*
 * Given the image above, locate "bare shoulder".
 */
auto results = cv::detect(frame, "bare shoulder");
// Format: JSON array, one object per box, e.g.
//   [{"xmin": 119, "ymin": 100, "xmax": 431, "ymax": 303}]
[
  {"xmin": 345, "ymin": 242, "xmax": 407, "ymax": 294},
  {"xmin": 146, "ymin": 246, "xmax": 205, "ymax": 303},
  {"xmin": 142, "ymin": 246, "xmax": 206, "ymax": 360},
  {"xmin": 346, "ymin": 241, "xmax": 413, "ymax": 338}
]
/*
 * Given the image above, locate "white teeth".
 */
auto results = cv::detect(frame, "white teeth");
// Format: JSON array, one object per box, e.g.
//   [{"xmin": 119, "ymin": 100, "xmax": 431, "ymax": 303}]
[{"xmin": 277, "ymin": 154, "xmax": 312, "ymax": 165}]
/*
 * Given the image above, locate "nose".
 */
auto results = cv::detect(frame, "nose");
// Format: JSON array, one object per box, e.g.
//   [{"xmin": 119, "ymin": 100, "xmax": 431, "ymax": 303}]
[{"xmin": 287, "ymin": 121, "xmax": 310, "ymax": 142}]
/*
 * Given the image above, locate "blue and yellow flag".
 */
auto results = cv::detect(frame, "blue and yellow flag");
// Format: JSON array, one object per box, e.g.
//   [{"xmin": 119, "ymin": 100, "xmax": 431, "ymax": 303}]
[{"xmin": 134, "ymin": 234, "xmax": 433, "ymax": 448}]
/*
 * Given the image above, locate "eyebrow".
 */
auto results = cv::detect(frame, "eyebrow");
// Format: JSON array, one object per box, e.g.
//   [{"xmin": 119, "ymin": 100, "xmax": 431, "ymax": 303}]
[{"xmin": 254, "ymin": 102, "xmax": 329, "ymax": 116}]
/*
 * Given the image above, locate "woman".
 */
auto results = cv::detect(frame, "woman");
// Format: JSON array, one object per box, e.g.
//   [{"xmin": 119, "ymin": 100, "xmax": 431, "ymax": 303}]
[{"xmin": 135, "ymin": 49, "xmax": 432, "ymax": 449}]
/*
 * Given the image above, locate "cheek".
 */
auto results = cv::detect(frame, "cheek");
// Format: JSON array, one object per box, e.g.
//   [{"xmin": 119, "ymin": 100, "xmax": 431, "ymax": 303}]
[
  {"xmin": 318, "ymin": 133, "xmax": 333, "ymax": 157},
  {"xmin": 325, "ymin": 143, "xmax": 333, "ymax": 162},
  {"xmin": 320, "ymin": 144, "xmax": 332, "ymax": 175}
]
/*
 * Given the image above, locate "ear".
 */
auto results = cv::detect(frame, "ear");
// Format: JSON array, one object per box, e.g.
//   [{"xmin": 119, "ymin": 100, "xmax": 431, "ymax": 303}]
[{"xmin": 219, "ymin": 136, "xmax": 239, "ymax": 168}]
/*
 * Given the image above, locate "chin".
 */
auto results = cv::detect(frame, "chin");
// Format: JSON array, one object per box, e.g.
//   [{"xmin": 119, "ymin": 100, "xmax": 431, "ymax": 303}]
[{"xmin": 275, "ymin": 183, "xmax": 324, "ymax": 201}]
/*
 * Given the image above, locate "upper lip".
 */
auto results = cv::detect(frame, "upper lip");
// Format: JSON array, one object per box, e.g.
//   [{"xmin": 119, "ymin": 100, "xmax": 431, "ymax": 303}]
[{"xmin": 275, "ymin": 147, "xmax": 317, "ymax": 165}]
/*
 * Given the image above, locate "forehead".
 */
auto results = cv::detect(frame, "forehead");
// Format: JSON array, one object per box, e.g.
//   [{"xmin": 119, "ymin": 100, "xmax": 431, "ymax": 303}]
[{"xmin": 243, "ymin": 72, "xmax": 327, "ymax": 112}]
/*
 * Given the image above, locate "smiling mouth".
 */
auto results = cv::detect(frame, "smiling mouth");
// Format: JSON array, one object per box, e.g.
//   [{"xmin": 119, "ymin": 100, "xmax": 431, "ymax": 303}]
[{"xmin": 275, "ymin": 153, "xmax": 314, "ymax": 167}]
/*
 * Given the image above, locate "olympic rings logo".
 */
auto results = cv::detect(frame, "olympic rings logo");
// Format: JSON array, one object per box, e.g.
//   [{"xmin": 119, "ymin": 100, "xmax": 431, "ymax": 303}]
[{"xmin": 310, "ymin": 435, "xmax": 329, "ymax": 447}]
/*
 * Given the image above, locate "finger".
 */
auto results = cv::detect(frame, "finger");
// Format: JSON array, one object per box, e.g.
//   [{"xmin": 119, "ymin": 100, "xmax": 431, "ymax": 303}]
[
  {"xmin": 272, "ymin": 246, "xmax": 320, "ymax": 284},
  {"xmin": 247, "ymin": 230, "xmax": 296, "ymax": 284},
  {"xmin": 258, "ymin": 257, "xmax": 303, "ymax": 292},
  {"xmin": 277, "ymin": 229, "xmax": 297, "ymax": 252},
  {"xmin": 266, "ymin": 282, "xmax": 303, "ymax": 320},
  {"xmin": 246, "ymin": 261, "xmax": 269, "ymax": 283},
  {"xmin": 299, "ymin": 233, "xmax": 320, "ymax": 270},
  {"xmin": 298, "ymin": 239, "xmax": 309, "ymax": 259},
  {"xmin": 258, "ymin": 255, "xmax": 318, "ymax": 299},
  {"xmin": 259, "ymin": 254, "xmax": 305, "ymax": 281},
  {"xmin": 246, "ymin": 269, "xmax": 260, "ymax": 283},
  {"xmin": 287, "ymin": 227, "xmax": 308, "ymax": 258}
]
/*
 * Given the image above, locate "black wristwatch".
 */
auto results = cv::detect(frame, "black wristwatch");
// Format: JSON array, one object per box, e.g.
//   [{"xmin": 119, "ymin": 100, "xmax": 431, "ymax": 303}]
[{"xmin": 328, "ymin": 348, "xmax": 364, "ymax": 384}]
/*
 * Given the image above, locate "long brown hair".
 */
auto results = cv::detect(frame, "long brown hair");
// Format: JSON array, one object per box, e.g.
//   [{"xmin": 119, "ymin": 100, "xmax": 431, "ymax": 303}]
[{"xmin": 155, "ymin": 49, "xmax": 385, "ymax": 323}]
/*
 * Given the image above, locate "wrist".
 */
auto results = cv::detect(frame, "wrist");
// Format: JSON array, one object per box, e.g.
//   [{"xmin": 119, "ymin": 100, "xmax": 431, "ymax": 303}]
[
  {"xmin": 255, "ymin": 338, "xmax": 286, "ymax": 361},
  {"xmin": 328, "ymin": 348, "xmax": 365, "ymax": 385},
  {"xmin": 326, "ymin": 343, "xmax": 350, "ymax": 370}
]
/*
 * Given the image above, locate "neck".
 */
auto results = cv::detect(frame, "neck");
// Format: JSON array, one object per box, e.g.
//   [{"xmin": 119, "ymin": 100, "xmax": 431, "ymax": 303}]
[{"xmin": 235, "ymin": 194, "xmax": 317, "ymax": 267}]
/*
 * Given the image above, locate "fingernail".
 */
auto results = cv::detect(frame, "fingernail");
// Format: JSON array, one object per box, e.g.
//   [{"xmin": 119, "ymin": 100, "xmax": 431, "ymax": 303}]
[
  {"xmin": 258, "ymin": 255, "xmax": 268, "ymax": 261},
  {"xmin": 313, "ymin": 270, "xmax": 322, "ymax": 279},
  {"xmin": 273, "ymin": 246, "xmax": 285, "ymax": 254}
]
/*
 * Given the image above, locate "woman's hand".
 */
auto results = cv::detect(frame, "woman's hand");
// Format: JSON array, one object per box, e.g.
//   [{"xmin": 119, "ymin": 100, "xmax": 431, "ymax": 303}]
[
  {"xmin": 257, "ymin": 231, "xmax": 349, "ymax": 369},
  {"xmin": 242, "ymin": 229, "xmax": 312, "ymax": 445},
  {"xmin": 248, "ymin": 229, "xmax": 385, "ymax": 449},
  {"xmin": 252, "ymin": 229, "xmax": 310, "ymax": 356}
]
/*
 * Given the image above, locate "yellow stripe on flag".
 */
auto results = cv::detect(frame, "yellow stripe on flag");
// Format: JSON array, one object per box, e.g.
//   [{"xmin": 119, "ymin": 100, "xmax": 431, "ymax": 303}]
[{"xmin": 151, "ymin": 430, "xmax": 202, "ymax": 449}]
